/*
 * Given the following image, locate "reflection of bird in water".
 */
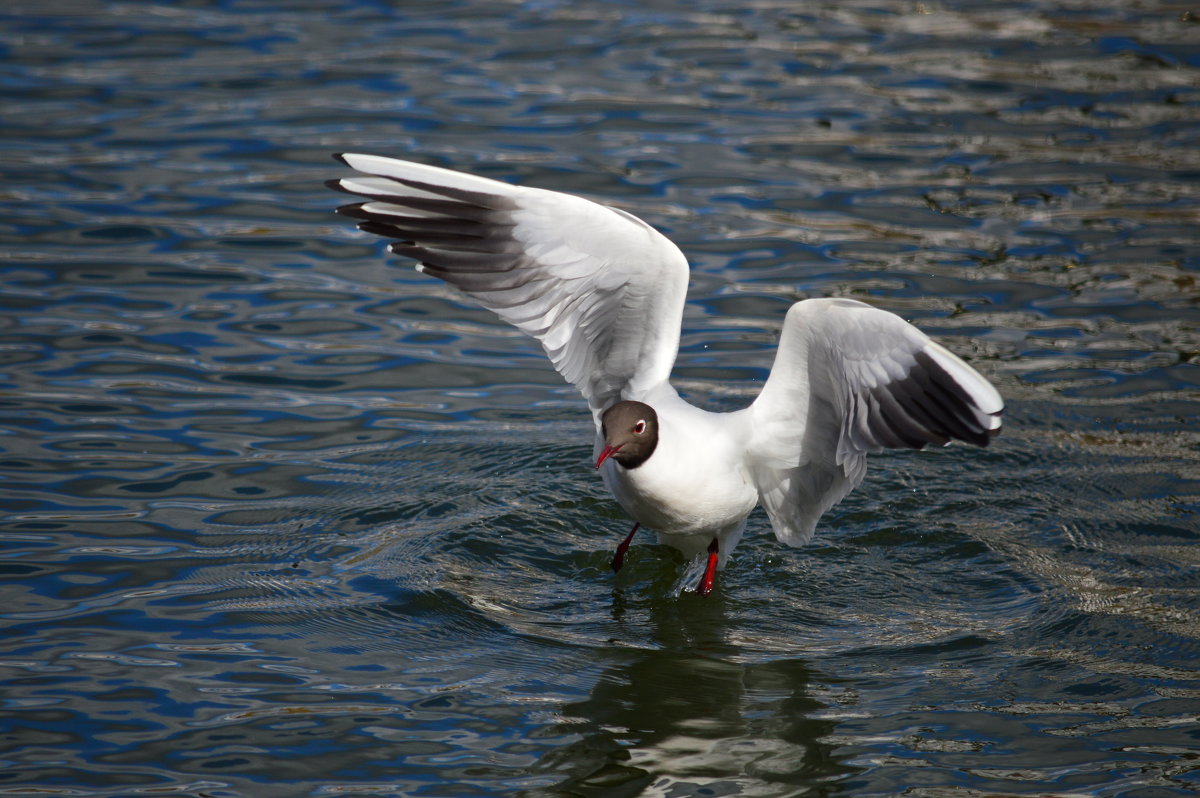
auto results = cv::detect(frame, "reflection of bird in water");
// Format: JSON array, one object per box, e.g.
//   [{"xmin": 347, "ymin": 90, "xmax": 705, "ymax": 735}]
[
  {"xmin": 532, "ymin": 597, "xmax": 845, "ymax": 793},
  {"xmin": 330, "ymin": 154, "xmax": 1003, "ymax": 595}
]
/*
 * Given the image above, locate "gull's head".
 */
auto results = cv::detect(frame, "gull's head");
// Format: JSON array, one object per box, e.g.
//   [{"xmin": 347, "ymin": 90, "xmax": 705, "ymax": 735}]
[{"xmin": 596, "ymin": 401, "xmax": 659, "ymax": 470}]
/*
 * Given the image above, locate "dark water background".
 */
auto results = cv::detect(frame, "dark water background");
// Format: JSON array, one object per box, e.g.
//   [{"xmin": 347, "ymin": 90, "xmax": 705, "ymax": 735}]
[{"xmin": 3, "ymin": 0, "xmax": 1200, "ymax": 795}]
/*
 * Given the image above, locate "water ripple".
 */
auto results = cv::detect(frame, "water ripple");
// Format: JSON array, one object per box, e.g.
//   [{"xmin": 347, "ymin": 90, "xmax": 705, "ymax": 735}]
[{"xmin": 3, "ymin": 0, "xmax": 1199, "ymax": 795}]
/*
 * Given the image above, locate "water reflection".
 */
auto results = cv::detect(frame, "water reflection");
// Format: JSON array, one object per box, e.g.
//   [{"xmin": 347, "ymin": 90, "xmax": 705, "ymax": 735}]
[
  {"xmin": 538, "ymin": 597, "xmax": 845, "ymax": 795},
  {"xmin": 4, "ymin": 0, "xmax": 1200, "ymax": 794}
]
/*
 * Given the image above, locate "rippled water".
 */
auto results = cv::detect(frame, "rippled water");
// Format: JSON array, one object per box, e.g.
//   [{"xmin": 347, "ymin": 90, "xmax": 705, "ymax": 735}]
[{"xmin": 3, "ymin": 0, "xmax": 1199, "ymax": 795}]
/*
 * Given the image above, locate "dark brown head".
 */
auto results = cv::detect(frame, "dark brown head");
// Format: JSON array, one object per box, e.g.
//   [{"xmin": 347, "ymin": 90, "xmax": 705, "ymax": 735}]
[{"xmin": 595, "ymin": 401, "xmax": 659, "ymax": 470}]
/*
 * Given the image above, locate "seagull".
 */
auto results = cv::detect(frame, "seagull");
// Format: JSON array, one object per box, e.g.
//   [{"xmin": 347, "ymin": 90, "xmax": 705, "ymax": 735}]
[{"xmin": 327, "ymin": 153, "xmax": 1003, "ymax": 596}]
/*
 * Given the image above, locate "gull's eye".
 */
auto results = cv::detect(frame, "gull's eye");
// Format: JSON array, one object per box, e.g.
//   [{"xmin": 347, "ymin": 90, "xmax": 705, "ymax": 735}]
[{"xmin": 633, "ymin": 420, "xmax": 646, "ymax": 435}]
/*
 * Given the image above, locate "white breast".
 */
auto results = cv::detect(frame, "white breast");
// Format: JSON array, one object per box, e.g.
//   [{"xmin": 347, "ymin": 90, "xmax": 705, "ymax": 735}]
[{"xmin": 597, "ymin": 389, "xmax": 758, "ymax": 542}]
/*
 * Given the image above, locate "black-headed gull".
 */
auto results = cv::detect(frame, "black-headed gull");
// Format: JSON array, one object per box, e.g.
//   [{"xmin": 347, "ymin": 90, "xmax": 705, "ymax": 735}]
[{"xmin": 328, "ymin": 154, "xmax": 1003, "ymax": 596}]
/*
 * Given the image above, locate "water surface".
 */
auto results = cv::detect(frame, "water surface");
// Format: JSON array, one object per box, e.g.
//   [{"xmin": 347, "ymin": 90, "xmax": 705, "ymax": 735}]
[{"xmin": 2, "ymin": 1, "xmax": 1200, "ymax": 795}]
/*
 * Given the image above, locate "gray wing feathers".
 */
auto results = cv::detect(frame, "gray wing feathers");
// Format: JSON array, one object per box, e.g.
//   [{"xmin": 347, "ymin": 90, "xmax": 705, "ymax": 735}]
[
  {"xmin": 330, "ymin": 153, "xmax": 689, "ymax": 417},
  {"xmin": 750, "ymin": 298, "xmax": 1002, "ymax": 547}
]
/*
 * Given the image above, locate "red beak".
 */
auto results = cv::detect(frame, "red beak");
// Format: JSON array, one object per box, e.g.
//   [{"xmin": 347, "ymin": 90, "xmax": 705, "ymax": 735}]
[{"xmin": 595, "ymin": 444, "xmax": 622, "ymax": 469}]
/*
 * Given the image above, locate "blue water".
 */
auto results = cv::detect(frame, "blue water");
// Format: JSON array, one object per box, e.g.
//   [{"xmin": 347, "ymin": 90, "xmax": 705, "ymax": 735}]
[{"xmin": 3, "ymin": 0, "xmax": 1200, "ymax": 795}]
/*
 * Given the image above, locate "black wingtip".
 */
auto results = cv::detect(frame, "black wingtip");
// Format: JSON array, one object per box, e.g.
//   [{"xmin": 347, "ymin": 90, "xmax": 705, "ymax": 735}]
[
  {"xmin": 331, "ymin": 152, "xmax": 350, "ymax": 166},
  {"xmin": 325, "ymin": 178, "xmax": 356, "ymax": 196},
  {"xmin": 333, "ymin": 202, "xmax": 371, "ymax": 220},
  {"xmin": 984, "ymin": 414, "xmax": 1004, "ymax": 445},
  {"xmin": 356, "ymin": 220, "xmax": 410, "ymax": 240}
]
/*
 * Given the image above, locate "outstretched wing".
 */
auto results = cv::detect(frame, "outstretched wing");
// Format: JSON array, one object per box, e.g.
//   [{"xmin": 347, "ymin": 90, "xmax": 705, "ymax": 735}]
[
  {"xmin": 328, "ymin": 153, "xmax": 690, "ymax": 420},
  {"xmin": 748, "ymin": 298, "xmax": 1003, "ymax": 546}
]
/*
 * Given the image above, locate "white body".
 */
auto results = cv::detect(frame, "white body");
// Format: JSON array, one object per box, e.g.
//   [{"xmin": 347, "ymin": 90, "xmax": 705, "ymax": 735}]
[{"xmin": 598, "ymin": 384, "xmax": 758, "ymax": 564}]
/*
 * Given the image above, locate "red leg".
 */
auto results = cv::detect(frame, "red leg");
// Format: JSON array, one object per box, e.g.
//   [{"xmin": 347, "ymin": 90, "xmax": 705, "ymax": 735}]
[
  {"xmin": 611, "ymin": 522, "xmax": 640, "ymax": 573},
  {"xmin": 696, "ymin": 537, "xmax": 719, "ymax": 596}
]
